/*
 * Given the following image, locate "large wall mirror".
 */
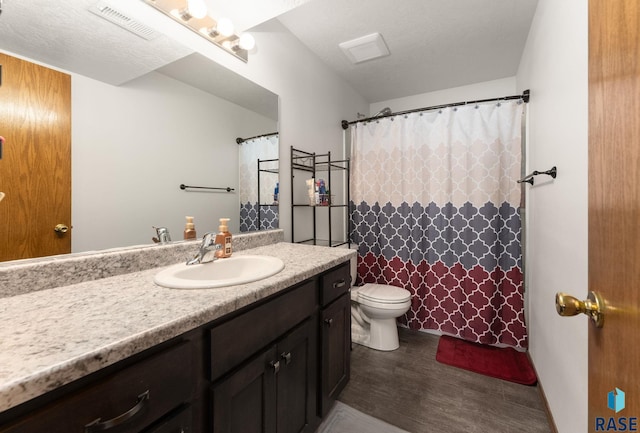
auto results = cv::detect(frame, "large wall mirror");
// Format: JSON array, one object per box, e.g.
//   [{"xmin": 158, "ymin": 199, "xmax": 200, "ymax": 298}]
[{"xmin": 0, "ymin": 0, "xmax": 279, "ymax": 262}]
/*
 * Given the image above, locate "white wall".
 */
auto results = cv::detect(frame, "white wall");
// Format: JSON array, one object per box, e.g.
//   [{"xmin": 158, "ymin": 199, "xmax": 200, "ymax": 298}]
[
  {"xmin": 72, "ymin": 72, "xmax": 275, "ymax": 252},
  {"xmin": 241, "ymin": 20, "xmax": 369, "ymax": 242},
  {"xmin": 516, "ymin": 1, "xmax": 588, "ymax": 432},
  {"xmin": 370, "ymin": 77, "xmax": 517, "ymax": 115}
]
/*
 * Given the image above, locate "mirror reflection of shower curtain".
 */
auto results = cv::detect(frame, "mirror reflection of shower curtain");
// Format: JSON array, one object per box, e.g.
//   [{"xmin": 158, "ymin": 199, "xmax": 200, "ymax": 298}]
[
  {"xmin": 239, "ymin": 135, "xmax": 279, "ymax": 232},
  {"xmin": 350, "ymin": 100, "xmax": 526, "ymax": 349}
]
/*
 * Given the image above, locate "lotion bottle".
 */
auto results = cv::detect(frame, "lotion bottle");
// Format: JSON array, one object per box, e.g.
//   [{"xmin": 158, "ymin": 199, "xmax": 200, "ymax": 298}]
[
  {"xmin": 214, "ymin": 218, "xmax": 232, "ymax": 258},
  {"xmin": 184, "ymin": 216, "xmax": 197, "ymax": 240}
]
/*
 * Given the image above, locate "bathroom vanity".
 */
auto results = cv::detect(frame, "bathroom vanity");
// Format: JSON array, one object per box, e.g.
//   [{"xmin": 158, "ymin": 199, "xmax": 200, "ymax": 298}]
[{"xmin": 0, "ymin": 240, "xmax": 354, "ymax": 433}]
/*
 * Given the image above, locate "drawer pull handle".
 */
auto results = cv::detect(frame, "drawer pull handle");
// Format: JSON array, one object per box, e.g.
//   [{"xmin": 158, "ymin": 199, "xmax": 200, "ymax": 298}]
[
  {"xmin": 270, "ymin": 360, "xmax": 280, "ymax": 374},
  {"xmin": 325, "ymin": 318, "xmax": 334, "ymax": 327},
  {"xmin": 281, "ymin": 352, "xmax": 292, "ymax": 365},
  {"xmin": 333, "ymin": 280, "xmax": 346, "ymax": 289},
  {"xmin": 84, "ymin": 390, "xmax": 150, "ymax": 432}
]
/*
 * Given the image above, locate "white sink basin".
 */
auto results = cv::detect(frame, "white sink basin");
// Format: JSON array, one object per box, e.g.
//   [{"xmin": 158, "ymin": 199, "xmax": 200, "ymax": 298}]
[{"xmin": 154, "ymin": 255, "xmax": 285, "ymax": 289}]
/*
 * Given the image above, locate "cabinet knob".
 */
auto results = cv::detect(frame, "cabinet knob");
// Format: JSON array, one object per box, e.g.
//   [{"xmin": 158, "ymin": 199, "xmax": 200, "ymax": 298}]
[
  {"xmin": 281, "ymin": 352, "xmax": 292, "ymax": 365},
  {"xmin": 324, "ymin": 318, "xmax": 334, "ymax": 327},
  {"xmin": 269, "ymin": 360, "xmax": 280, "ymax": 374}
]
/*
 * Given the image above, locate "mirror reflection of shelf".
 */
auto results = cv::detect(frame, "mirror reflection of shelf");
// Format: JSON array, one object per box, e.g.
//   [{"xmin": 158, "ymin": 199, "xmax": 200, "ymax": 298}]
[
  {"xmin": 296, "ymin": 239, "xmax": 350, "ymax": 248},
  {"xmin": 257, "ymin": 157, "xmax": 279, "ymax": 231}
]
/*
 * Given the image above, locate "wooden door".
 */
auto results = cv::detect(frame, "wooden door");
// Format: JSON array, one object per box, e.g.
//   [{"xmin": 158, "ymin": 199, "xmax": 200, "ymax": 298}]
[
  {"xmin": 0, "ymin": 52, "xmax": 71, "ymax": 261},
  {"xmin": 588, "ymin": 0, "xmax": 640, "ymax": 430}
]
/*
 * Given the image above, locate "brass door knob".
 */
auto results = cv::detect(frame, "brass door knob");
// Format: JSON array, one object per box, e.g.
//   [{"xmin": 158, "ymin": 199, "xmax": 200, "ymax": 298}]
[
  {"xmin": 555, "ymin": 291, "xmax": 604, "ymax": 328},
  {"xmin": 54, "ymin": 224, "xmax": 69, "ymax": 234}
]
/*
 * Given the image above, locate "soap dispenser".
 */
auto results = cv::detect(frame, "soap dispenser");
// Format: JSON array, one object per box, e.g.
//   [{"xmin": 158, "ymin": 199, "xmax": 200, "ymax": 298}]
[
  {"xmin": 214, "ymin": 218, "xmax": 232, "ymax": 258},
  {"xmin": 184, "ymin": 216, "xmax": 197, "ymax": 240}
]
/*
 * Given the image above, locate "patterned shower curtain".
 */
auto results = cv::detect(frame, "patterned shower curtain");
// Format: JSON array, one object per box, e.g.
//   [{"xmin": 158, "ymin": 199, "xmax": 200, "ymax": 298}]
[
  {"xmin": 350, "ymin": 100, "xmax": 526, "ymax": 349},
  {"xmin": 239, "ymin": 135, "xmax": 279, "ymax": 232}
]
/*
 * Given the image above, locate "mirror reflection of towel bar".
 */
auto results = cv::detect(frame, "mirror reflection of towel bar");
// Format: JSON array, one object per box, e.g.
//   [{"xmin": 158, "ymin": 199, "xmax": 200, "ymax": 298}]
[
  {"xmin": 517, "ymin": 166, "xmax": 557, "ymax": 186},
  {"xmin": 179, "ymin": 184, "xmax": 234, "ymax": 192}
]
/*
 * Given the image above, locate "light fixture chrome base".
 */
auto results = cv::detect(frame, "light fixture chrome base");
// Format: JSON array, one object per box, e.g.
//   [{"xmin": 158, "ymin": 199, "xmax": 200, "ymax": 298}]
[{"xmin": 143, "ymin": 0, "xmax": 249, "ymax": 62}]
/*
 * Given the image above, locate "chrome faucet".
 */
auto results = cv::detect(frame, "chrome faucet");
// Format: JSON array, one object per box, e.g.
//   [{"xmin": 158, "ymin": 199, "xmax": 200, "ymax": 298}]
[
  {"xmin": 187, "ymin": 231, "xmax": 222, "ymax": 265},
  {"xmin": 152, "ymin": 226, "xmax": 172, "ymax": 244}
]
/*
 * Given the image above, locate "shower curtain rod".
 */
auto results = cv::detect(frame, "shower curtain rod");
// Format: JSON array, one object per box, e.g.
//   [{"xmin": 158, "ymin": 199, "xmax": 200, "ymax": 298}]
[
  {"xmin": 236, "ymin": 131, "xmax": 278, "ymax": 144},
  {"xmin": 341, "ymin": 89, "xmax": 530, "ymax": 130}
]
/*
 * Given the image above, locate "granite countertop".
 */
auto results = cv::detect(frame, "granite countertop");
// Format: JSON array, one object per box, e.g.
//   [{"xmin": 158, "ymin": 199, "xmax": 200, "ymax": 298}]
[{"xmin": 0, "ymin": 242, "xmax": 355, "ymax": 413}]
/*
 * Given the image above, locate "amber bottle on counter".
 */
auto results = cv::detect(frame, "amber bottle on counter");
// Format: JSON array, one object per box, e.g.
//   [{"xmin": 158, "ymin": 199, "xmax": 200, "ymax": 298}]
[
  {"xmin": 214, "ymin": 218, "xmax": 232, "ymax": 258},
  {"xmin": 184, "ymin": 216, "xmax": 197, "ymax": 240}
]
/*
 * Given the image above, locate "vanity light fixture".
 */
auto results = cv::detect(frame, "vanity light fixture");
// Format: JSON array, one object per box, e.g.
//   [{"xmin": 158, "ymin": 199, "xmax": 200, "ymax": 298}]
[
  {"xmin": 144, "ymin": 0, "xmax": 254, "ymax": 62},
  {"xmin": 223, "ymin": 33, "xmax": 256, "ymax": 52},
  {"xmin": 171, "ymin": 0, "xmax": 206, "ymax": 21},
  {"xmin": 201, "ymin": 16, "xmax": 234, "ymax": 38}
]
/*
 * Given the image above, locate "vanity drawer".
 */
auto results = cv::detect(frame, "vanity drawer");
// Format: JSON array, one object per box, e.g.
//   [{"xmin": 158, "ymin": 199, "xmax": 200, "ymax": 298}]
[
  {"xmin": 320, "ymin": 262, "xmax": 351, "ymax": 307},
  {"xmin": 1, "ymin": 342, "xmax": 193, "ymax": 433},
  {"xmin": 209, "ymin": 280, "xmax": 317, "ymax": 381}
]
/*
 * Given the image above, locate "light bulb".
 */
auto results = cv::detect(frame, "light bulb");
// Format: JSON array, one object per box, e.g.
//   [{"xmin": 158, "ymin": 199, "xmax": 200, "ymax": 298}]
[
  {"xmin": 186, "ymin": 0, "xmax": 207, "ymax": 19},
  {"xmin": 238, "ymin": 33, "xmax": 255, "ymax": 51},
  {"xmin": 217, "ymin": 17, "xmax": 234, "ymax": 37}
]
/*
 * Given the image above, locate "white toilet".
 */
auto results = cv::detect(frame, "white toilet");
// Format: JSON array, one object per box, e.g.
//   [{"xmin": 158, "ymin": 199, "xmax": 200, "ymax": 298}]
[{"xmin": 350, "ymin": 256, "xmax": 412, "ymax": 351}]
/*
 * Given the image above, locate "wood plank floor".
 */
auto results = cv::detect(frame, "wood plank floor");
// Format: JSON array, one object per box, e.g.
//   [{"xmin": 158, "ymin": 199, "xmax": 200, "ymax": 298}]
[{"xmin": 338, "ymin": 328, "xmax": 553, "ymax": 433}]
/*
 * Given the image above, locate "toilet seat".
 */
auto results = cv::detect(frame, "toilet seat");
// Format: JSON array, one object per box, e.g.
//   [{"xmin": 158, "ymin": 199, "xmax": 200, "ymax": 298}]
[{"xmin": 357, "ymin": 283, "xmax": 411, "ymax": 305}]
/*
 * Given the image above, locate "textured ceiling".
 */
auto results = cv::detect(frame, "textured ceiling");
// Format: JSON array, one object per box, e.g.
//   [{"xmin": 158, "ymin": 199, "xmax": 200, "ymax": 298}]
[
  {"xmin": 0, "ymin": 0, "xmax": 192, "ymax": 85},
  {"xmin": 0, "ymin": 0, "xmax": 283, "ymax": 116},
  {"xmin": 0, "ymin": 0, "xmax": 539, "ymax": 107},
  {"xmin": 277, "ymin": 0, "xmax": 539, "ymax": 103}
]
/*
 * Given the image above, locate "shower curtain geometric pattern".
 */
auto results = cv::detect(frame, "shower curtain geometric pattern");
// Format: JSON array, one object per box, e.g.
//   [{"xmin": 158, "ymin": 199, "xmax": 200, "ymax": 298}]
[
  {"xmin": 350, "ymin": 101, "xmax": 526, "ymax": 349},
  {"xmin": 239, "ymin": 135, "xmax": 279, "ymax": 232}
]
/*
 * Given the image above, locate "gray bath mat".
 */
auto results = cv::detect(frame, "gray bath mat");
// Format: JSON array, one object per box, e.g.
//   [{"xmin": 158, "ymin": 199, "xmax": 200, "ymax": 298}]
[{"xmin": 317, "ymin": 401, "xmax": 410, "ymax": 433}]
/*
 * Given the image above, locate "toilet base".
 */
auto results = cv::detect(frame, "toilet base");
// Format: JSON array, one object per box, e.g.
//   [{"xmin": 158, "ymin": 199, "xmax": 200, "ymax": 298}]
[
  {"xmin": 351, "ymin": 320, "xmax": 370, "ymax": 347},
  {"xmin": 351, "ymin": 318, "xmax": 400, "ymax": 351},
  {"xmin": 368, "ymin": 318, "xmax": 400, "ymax": 351}
]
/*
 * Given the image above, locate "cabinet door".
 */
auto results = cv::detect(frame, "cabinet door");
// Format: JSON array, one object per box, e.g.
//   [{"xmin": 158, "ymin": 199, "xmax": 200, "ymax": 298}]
[
  {"xmin": 211, "ymin": 346, "xmax": 277, "ymax": 433},
  {"xmin": 276, "ymin": 319, "xmax": 317, "ymax": 433},
  {"xmin": 319, "ymin": 294, "xmax": 351, "ymax": 416}
]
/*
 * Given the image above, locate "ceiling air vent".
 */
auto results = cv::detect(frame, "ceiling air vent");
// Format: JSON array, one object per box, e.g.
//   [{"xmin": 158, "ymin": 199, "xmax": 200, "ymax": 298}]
[
  {"xmin": 89, "ymin": 1, "xmax": 159, "ymax": 41},
  {"xmin": 339, "ymin": 32, "xmax": 390, "ymax": 64}
]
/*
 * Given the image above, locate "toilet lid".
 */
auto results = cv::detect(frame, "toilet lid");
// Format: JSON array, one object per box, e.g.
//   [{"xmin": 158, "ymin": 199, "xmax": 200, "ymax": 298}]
[{"xmin": 358, "ymin": 283, "xmax": 411, "ymax": 303}]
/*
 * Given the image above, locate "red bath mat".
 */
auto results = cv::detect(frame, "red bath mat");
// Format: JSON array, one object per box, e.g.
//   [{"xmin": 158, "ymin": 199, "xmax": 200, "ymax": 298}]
[{"xmin": 435, "ymin": 335, "xmax": 537, "ymax": 385}]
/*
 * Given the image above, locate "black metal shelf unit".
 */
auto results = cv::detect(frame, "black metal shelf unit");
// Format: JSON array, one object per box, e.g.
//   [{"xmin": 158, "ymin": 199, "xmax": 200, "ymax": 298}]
[
  {"xmin": 290, "ymin": 146, "xmax": 350, "ymax": 248},
  {"xmin": 257, "ymin": 157, "xmax": 279, "ymax": 231}
]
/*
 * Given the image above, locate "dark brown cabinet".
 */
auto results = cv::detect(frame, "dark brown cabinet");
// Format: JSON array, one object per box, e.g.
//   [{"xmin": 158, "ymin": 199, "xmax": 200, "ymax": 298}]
[
  {"xmin": 0, "ymin": 261, "xmax": 352, "ymax": 433},
  {"xmin": 212, "ymin": 319, "xmax": 316, "ymax": 433},
  {"xmin": 0, "ymin": 342, "xmax": 194, "ymax": 433},
  {"xmin": 318, "ymin": 264, "xmax": 351, "ymax": 416},
  {"xmin": 320, "ymin": 294, "xmax": 350, "ymax": 416}
]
